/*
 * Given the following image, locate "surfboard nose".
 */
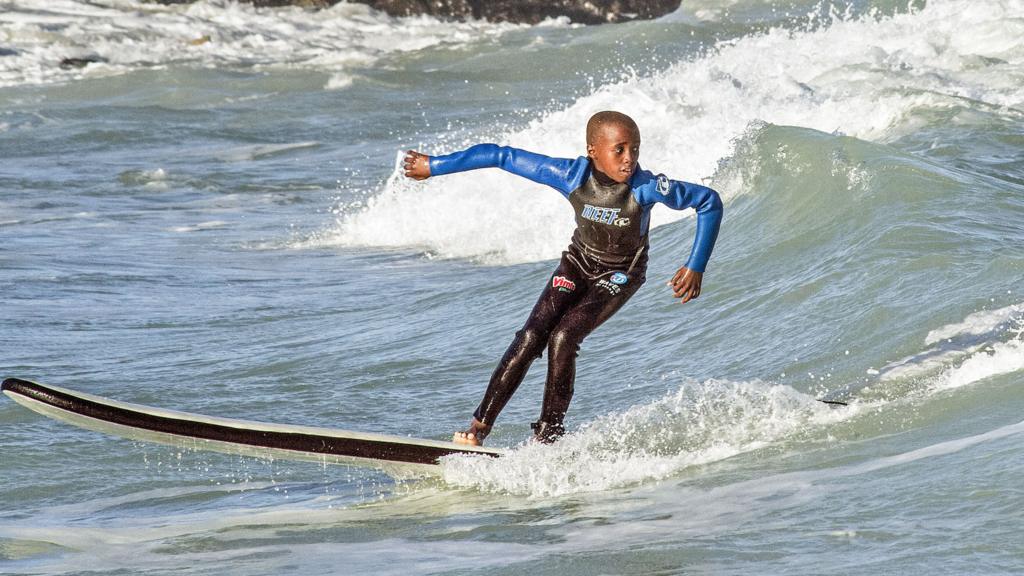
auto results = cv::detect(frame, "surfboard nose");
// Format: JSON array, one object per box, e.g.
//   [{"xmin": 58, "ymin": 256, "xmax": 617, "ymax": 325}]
[
  {"xmin": 2, "ymin": 377, "xmax": 34, "ymax": 395},
  {"xmin": 3, "ymin": 377, "xmax": 503, "ymax": 474}
]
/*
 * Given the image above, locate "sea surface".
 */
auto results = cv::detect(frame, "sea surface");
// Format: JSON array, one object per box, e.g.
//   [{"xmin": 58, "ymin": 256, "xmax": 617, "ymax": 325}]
[{"xmin": 1, "ymin": 0, "xmax": 1023, "ymax": 574}]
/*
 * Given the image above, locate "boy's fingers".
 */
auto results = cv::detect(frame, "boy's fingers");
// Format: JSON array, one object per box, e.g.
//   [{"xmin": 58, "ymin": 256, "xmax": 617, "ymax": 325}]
[
  {"xmin": 402, "ymin": 151, "xmax": 428, "ymax": 180},
  {"xmin": 673, "ymin": 280, "xmax": 700, "ymax": 302},
  {"xmin": 680, "ymin": 286, "xmax": 698, "ymax": 303},
  {"xmin": 668, "ymin": 267, "xmax": 702, "ymax": 303}
]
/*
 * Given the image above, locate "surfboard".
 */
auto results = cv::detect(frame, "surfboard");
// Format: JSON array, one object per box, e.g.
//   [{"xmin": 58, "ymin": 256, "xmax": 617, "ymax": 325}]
[{"xmin": 1, "ymin": 378, "xmax": 501, "ymax": 475}]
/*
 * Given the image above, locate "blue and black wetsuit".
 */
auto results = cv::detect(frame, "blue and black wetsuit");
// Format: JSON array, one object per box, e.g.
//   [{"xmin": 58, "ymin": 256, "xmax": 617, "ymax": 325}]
[{"xmin": 431, "ymin": 144, "xmax": 723, "ymax": 441}]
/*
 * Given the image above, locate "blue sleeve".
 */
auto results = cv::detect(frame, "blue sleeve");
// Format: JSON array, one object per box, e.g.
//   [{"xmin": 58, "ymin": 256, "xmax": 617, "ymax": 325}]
[
  {"xmin": 636, "ymin": 172, "xmax": 723, "ymax": 273},
  {"xmin": 428, "ymin": 144, "xmax": 588, "ymax": 198}
]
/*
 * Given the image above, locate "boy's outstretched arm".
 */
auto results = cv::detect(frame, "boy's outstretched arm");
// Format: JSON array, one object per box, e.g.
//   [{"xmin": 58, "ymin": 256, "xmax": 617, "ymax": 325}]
[{"xmin": 402, "ymin": 144, "xmax": 586, "ymax": 197}]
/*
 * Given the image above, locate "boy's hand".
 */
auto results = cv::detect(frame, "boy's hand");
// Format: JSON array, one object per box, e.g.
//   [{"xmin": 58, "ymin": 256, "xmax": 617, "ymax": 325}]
[
  {"xmin": 403, "ymin": 150, "xmax": 431, "ymax": 180},
  {"xmin": 668, "ymin": 266, "xmax": 702, "ymax": 304}
]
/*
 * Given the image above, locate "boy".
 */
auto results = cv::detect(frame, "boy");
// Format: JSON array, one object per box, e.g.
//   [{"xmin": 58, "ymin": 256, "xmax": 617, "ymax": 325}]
[{"xmin": 402, "ymin": 111, "xmax": 722, "ymax": 445}]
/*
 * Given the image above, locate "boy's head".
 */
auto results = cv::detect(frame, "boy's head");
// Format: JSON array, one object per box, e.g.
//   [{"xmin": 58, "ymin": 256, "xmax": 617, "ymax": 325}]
[{"xmin": 586, "ymin": 111, "xmax": 640, "ymax": 183}]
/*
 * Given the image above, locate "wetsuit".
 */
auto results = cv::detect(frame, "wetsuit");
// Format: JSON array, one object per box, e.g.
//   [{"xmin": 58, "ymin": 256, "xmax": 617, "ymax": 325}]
[{"xmin": 430, "ymin": 144, "xmax": 723, "ymax": 441}]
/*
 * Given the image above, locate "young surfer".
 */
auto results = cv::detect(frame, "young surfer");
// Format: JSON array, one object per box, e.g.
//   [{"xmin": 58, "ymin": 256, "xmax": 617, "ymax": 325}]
[{"xmin": 402, "ymin": 111, "xmax": 723, "ymax": 445}]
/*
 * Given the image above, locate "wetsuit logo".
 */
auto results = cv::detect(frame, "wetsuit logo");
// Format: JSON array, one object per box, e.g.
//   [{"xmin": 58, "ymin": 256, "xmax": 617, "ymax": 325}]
[
  {"xmin": 657, "ymin": 174, "xmax": 671, "ymax": 195},
  {"xmin": 610, "ymin": 272, "xmax": 628, "ymax": 285},
  {"xmin": 612, "ymin": 217, "xmax": 630, "ymax": 227},
  {"xmin": 581, "ymin": 204, "xmax": 622, "ymax": 225},
  {"xmin": 552, "ymin": 276, "xmax": 576, "ymax": 292},
  {"xmin": 596, "ymin": 279, "xmax": 623, "ymax": 296}
]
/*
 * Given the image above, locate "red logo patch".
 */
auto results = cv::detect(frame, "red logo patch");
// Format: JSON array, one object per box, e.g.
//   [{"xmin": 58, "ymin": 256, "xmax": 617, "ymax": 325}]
[{"xmin": 552, "ymin": 275, "xmax": 576, "ymax": 291}]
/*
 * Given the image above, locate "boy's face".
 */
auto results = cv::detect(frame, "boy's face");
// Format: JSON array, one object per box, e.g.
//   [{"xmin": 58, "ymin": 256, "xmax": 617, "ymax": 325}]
[{"xmin": 587, "ymin": 122, "xmax": 640, "ymax": 183}]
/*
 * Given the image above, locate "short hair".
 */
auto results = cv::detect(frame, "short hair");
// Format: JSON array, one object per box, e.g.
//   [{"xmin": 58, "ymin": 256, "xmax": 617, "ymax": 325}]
[{"xmin": 586, "ymin": 111, "xmax": 640, "ymax": 145}]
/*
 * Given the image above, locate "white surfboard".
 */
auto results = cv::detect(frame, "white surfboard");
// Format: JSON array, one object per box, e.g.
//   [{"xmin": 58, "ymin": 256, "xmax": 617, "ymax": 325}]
[{"xmin": 2, "ymin": 378, "xmax": 501, "ymax": 476}]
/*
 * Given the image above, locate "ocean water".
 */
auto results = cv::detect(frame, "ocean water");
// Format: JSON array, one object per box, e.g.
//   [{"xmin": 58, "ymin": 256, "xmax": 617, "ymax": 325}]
[{"xmin": 2, "ymin": 0, "xmax": 1023, "ymax": 573}]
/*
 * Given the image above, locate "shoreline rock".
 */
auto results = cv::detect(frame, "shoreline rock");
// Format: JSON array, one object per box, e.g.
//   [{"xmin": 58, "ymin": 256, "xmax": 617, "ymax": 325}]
[{"xmin": 154, "ymin": 0, "xmax": 682, "ymax": 25}]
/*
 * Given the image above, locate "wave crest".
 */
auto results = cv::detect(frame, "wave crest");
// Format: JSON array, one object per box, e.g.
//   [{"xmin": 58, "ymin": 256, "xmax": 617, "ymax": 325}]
[{"xmin": 440, "ymin": 378, "xmax": 852, "ymax": 496}]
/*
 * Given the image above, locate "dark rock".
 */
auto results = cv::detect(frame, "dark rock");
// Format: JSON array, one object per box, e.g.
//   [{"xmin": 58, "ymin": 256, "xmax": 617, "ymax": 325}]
[
  {"xmin": 247, "ymin": 0, "xmax": 335, "ymax": 6},
  {"xmin": 59, "ymin": 56, "xmax": 107, "ymax": 70},
  {"xmin": 147, "ymin": 0, "xmax": 681, "ymax": 24},
  {"xmin": 364, "ymin": 0, "xmax": 681, "ymax": 24},
  {"xmin": 0, "ymin": 47, "xmax": 17, "ymax": 57}
]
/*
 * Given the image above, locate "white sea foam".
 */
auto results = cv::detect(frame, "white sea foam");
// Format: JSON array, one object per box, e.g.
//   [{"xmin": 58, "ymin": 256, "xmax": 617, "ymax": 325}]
[
  {"xmin": 925, "ymin": 303, "xmax": 1024, "ymax": 345},
  {"xmin": 213, "ymin": 141, "xmax": 319, "ymax": 162},
  {"xmin": 441, "ymin": 378, "xmax": 854, "ymax": 496},
  {"xmin": 170, "ymin": 220, "xmax": 229, "ymax": 233},
  {"xmin": 325, "ymin": 72, "xmax": 354, "ymax": 91},
  {"xmin": 936, "ymin": 337, "xmax": 1024, "ymax": 390},
  {"xmin": 118, "ymin": 167, "xmax": 169, "ymax": 189},
  {"xmin": 0, "ymin": 0, "xmax": 528, "ymax": 88},
  {"xmin": 873, "ymin": 301, "xmax": 1024, "ymax": 384},
  {"xmin": 926, "ymin": 302, "xmax": 1024, "ymax": 389},
  {"xmin": 327, "ymin": 0, "xmax": 1024, "ymax": 263}
]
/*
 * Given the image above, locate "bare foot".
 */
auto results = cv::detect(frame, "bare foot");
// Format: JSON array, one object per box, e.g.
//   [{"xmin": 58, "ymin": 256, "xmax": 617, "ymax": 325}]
[{"xmin": 452, "ymin": 418, "xmax": 491, "ymax": 446}]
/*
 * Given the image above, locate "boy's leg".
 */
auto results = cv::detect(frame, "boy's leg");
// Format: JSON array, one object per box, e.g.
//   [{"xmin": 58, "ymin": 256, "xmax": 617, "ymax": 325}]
[
  {"xmin": 454, "ymin": 255, "xmax": 584, "ymax": 444},
  {"xmin": 533, "ymin": 270, "xmax": 645, "ymax": 443}
]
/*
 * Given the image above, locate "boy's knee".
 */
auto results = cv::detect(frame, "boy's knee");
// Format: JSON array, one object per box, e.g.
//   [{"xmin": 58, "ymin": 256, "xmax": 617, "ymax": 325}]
[
  {"xmin": 548, "ymin": 328, "xmax": 581, "ymax": 359},
  {"xmin": 516, "ymin": 327, "xmax": 548, "ymax": 358}
]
